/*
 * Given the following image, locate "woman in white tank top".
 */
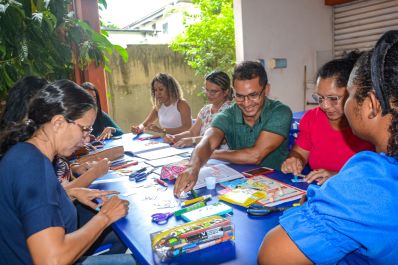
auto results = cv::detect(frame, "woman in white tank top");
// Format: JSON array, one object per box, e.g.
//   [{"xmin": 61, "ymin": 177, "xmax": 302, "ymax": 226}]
[{"xmin": 131, "ymin": 73, "xmax": 192, "ymax": 135}]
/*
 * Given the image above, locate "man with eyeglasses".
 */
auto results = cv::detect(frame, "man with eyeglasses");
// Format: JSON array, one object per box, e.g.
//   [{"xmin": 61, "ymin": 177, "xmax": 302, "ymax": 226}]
[{"xmin": 174, "ymin": 61, "xmax": 292, "ymax": 196}]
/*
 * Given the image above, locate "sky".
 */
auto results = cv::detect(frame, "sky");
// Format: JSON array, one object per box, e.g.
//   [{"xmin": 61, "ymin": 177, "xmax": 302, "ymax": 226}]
[{"xmin": 100, "ymin": 0, "xmax": 172, "ymax": 28}]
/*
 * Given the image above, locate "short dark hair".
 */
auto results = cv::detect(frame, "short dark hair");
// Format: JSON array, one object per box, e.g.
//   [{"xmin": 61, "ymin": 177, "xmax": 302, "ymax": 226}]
[
  {"xmin": 317, "ymin": 50, "xmax": 363, "ymax": 88},
  {"xmin": 232, "ymin": 61, "xmax": 268, "ymax": 88},
  {"xmin": 0, "ymin": 80, "xmax": 96, "ymax": 155}
]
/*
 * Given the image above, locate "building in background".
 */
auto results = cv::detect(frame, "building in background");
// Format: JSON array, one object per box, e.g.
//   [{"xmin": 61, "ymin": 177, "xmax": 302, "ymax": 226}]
[{"xmin": 104, "ymin": 0, "xmax": 197, "ymax": 46}]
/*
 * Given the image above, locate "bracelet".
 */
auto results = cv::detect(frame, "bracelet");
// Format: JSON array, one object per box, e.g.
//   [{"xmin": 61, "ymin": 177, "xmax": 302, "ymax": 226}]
[
  {"xmin": 192, "ymin": 137, "xmax": 195, "ymax": 145},
  {"xmin": 162, "ymin": 128, "xmax": 167, "ymax": 137}
]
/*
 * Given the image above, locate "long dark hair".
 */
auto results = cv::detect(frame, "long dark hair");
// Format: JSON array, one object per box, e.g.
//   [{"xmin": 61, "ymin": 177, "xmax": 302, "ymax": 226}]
[
  {"xmin": 81, "ymin": 82, "xmax": 104, "ymax": 131},
  {"xmin": 0, "ymin": 80, "xmax": 96, "ymax": 155},
  {"xmin": 350, "ymin": 30, "xmax": 398, "ymax": 158},
  {"xmin": 0, "ymin": 76, "xmax": 48, "ymax": 129}
]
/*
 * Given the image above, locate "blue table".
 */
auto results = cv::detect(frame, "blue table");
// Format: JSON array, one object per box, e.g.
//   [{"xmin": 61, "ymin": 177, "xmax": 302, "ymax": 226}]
[{"xmin": 91, "ymin": 153, "xmax": 308, "ymax": 265}]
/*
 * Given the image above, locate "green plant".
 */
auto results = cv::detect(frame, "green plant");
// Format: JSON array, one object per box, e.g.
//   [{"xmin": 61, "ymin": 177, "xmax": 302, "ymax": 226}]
[
  {"xmin": 0, "ymin": 0, "xmax": 128, "ymax": 98},
  {"xmin": 170, "ymin": 0, "xmax": 235, "ymax": 76}
]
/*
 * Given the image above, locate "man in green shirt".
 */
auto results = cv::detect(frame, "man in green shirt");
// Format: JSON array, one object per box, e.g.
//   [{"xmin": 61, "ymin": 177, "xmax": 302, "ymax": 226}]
[{"xmin": 174, "ymin": 61, "xmax": 292, "ymax": 197}]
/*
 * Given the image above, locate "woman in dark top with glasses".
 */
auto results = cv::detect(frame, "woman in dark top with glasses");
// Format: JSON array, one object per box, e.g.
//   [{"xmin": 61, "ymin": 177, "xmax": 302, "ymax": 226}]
[{"xmin": 281, "ymin": 51, "xmax": 373, "ymax": 185}]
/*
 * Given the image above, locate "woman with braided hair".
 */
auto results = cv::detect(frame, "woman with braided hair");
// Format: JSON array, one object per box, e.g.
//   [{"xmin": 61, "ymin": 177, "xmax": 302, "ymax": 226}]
[{"xmin": 258, "ymin": 30, "xmax": 398, "ymax": 264}]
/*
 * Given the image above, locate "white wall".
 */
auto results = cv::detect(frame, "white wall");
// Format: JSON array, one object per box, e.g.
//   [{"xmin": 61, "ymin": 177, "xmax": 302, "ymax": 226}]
[{"xmin": 234, "ymin": 0, "xmax": 333, "ymax": 111}]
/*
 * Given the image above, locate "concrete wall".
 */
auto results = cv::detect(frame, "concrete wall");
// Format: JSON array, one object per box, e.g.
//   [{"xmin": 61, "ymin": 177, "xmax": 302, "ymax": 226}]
[
  {"xmin": 234, "ymin": 0, "xmax": 333, "ymax": 111},
  {"xmin": 105, "ymin": 44, "xmax": 205, "ymax": 132}
]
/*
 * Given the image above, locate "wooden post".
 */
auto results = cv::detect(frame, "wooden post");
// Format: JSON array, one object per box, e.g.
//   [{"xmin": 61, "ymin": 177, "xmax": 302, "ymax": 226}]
[{"xmin": 73, "ymin": 0, "xmax": 109, "ymax": 112}]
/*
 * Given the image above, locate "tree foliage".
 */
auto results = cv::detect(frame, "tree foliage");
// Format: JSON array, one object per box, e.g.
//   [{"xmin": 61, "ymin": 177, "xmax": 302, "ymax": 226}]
[
  {"xmin": 170, "ymin": 0, "xmax": 235, "ymax": 76},
  {"xmin": 0, "ymin": 0, "xmax": 128, "ymax": 98}
]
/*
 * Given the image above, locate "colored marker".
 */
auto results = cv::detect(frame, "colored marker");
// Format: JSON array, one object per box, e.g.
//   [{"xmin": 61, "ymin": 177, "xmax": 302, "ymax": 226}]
[
  {"xmin": 181, "ymin": 195, "xmax": 211, "ymax": 207},
  {"xmin": 155, "ymin": 178, "xmax": 168, "ymax": 187}
]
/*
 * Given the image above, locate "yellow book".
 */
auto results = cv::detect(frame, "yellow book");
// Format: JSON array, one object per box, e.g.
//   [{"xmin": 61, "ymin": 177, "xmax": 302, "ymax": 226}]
[{"xmin": 218, "ymin": 188, "xmax": 267, "ymax": 207}]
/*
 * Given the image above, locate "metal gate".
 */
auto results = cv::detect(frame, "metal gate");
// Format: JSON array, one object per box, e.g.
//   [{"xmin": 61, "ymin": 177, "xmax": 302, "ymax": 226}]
[{"xmin": 333, "ymin": 0, "xmax": 398, "ymax": 57}]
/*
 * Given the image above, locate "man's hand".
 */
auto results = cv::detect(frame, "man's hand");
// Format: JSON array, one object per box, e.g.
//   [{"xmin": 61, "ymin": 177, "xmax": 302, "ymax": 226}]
[
  {"xmin": 281, "ymin": 157, "xmax": 304, "ymax": 176},
  {"xmin": 173, "ymin": 166, "xmax": 199, "ymax": 197},
  {"xmin": 304, "ymin": 169, "xmax": 336, "ymax": 185}
]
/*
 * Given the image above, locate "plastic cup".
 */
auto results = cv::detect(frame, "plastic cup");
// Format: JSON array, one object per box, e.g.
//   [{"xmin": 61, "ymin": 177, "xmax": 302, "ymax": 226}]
[{"xmin": 205, "ymin": 176, "xmax": 216, "ymax": 190}]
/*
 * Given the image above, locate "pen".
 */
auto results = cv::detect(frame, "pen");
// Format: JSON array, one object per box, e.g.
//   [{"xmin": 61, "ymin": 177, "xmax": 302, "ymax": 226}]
[
  {"xmin": 133, "ymin": 133, "xmax": 143, "ymax": 140},
  {"xmin": 111, "ymin": 161, "xmax": 138, "ymax": 170},
  {"xmin": 181, "ymin": 195, "xmax": 211, "ymax": 207}
]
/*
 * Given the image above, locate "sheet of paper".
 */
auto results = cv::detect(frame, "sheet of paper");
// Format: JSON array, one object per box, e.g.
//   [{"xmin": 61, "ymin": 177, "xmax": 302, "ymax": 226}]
[
  {"xmin": 193, "ymin": 164, "xmax": 245, "ymax": 189},
  {"xmin": 144, "ymin": 155, "xmax": 187, "ymax": 167},
  {"xmin": 122, "ymin": 134, "xmax": 170, "ymax": 154},
  {"xmin": 136, "ymin": 147, "xmax": 190, "ymax": 160}
]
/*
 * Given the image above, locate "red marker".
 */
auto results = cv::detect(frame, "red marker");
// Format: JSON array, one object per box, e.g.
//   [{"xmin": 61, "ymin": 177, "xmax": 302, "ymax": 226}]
[{"xmin": 155, "ymin": 178, "xmax": 168, "ymax": 187}]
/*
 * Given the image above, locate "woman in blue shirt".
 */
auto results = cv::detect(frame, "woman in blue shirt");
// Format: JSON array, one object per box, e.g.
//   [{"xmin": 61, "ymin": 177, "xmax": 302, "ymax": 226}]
[
  {"xmin": 0, "ymin": 80, "xmax": 132, "ymax": 264},
  {"xmin": 258, "ymin": 30, "xmax": 398, "ymax": 264}
]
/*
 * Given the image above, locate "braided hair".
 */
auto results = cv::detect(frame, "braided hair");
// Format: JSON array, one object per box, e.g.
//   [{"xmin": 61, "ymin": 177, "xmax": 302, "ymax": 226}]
[{"xmin": 350, "ymin": 30, "xmax": 398, "ymax": 158}]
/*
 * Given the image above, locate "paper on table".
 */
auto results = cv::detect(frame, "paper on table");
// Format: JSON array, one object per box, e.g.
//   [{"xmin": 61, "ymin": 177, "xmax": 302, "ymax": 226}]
[
  {"xmin": 136, "ymin": 147, "xmax": 189, "ymax": 160},
  {"xmin": 122, "ymin": 133, "xmax": 170, "ymax": 155},
  {"xmin": 144, "ymin": 155, "xmax": 187, "ymax": 167},
  {"xmin": 193, "ymin": 164, "xmax": 245, "ymax": 189}
]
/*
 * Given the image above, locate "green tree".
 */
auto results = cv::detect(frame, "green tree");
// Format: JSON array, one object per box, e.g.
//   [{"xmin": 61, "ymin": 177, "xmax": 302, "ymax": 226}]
[
  {"xmin": 170, "ymin": 0, "xmax": 235, "ymax": 76},
  {"xmin": 0, "ymin": 0, "xmax": 127, "ymax": 98}
]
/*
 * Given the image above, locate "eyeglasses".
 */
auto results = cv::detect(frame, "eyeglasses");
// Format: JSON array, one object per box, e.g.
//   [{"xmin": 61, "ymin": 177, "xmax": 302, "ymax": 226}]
[
  {"xmin": 65, "ymin": 118, "xmax": 93, "ymax": 137},
  {"xmin": 312, "ymin": 93, "xmax": 343, "ymax": 106},
  {"xmin": 234, "ymin": 87, "xmax": 265, "ymax": 102},
  {"xmin": 202, "ymin": 87, "xmax": 222, "ymax": 96}
]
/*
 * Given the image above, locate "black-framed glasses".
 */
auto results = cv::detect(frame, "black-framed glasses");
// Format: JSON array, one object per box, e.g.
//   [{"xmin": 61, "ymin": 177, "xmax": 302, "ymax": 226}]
[
  {"xmin": 312, "ymin": 93, "xmax": 343, "ymax": 106},
  {"xmin": 202, "ymin": 87, "xmax": 222, "ymax": 96},
  {"xmin": 234, "ymin": 87, "xmax": 265, "ymax": 102},
  {"xmin": 65, "ymin": 118, "xmax": 93, "ymax": 136}
]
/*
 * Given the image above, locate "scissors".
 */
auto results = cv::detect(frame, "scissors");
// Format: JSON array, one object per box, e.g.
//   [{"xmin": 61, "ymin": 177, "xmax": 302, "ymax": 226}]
[
  {"xmin": 247, "ymin": 204, "xmax": 290, "ymax": 216},
  {"xmin": 129, "ymin": 167, "xmax": 156, "ymax": 182},
  {"xmin": 151, "ymin": 212, "xmax": 173, "ymax": 225}
]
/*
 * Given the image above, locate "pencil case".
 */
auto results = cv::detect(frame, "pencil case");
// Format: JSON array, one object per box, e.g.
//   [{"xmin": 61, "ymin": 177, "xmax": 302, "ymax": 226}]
[
  {"xmin": 76, "ymin": 145, "xmax": 124, "ymax": 164},
  {"xmin": 150, "ymin": 216, "xmax": 234, "ymax": 261}
]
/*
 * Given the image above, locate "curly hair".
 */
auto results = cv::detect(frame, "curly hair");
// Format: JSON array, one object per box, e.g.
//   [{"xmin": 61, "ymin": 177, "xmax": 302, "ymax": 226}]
[{"xmin": 150, "ymin": 73, "xmax": 183, "ymax": 106}]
